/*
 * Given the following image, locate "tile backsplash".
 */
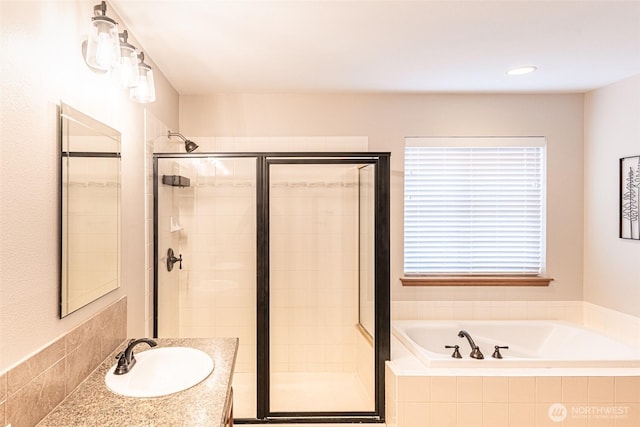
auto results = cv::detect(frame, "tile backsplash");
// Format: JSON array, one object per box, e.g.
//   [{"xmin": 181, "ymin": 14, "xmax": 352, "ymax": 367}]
[
  {"xmin": 392, "ymin": 300, "xmax": 584, "ymax": 323},
  {"xmin": 583, "ymin": 302, "xmax": 640, "ymax": 349},
  {"xmin": 153, "ymin": 135, "xmax": 369, "ymax": 154},
  {"xmin": 0, "ymin": 297, "xmax": 126, "ymax": 427}
]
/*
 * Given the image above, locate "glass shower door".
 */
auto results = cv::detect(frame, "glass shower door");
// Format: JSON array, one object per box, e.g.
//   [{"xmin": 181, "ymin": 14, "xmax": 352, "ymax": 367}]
[
  {"xmin": 155, "ymin": 155, "xmax": 257, "ymax": 419},
  {"xmin": 267, "ymin": 161, "xmax": 376, "ymax": 415},
  {"xmin": 155, "ymin": 153, "xmax": 390, "ymax": 423}
]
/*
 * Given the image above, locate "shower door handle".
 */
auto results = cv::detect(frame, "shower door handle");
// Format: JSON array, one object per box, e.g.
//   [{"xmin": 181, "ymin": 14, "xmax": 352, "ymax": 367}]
[{"xmin": 167, "ymin": 248, "xmax": 182, "ymax": 271}]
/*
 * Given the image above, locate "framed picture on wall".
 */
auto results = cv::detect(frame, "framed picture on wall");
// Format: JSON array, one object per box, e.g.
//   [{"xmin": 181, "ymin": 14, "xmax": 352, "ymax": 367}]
[{"xmin": 620, "ymin": 155, "xmax": 640, "ymax": 240}]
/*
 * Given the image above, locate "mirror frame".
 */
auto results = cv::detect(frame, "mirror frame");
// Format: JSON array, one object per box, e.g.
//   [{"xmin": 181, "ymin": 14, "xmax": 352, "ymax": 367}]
[{"xmin": 59, "ymin": 102, "xmax": 121, "ymax": 318}]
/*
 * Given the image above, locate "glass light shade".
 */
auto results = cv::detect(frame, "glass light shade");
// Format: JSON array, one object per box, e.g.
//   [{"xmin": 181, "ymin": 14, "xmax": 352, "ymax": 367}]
[
  {"xmin": 85, "ymin": 17, "xmax": 120, "ymax": 71},
  {"xmin": 130, "ymin": 64, "xmax": 156, "ymax": 103},
  {"xmin": 116, "ymin": 43, "xmax": 140, "ymax": 88}
]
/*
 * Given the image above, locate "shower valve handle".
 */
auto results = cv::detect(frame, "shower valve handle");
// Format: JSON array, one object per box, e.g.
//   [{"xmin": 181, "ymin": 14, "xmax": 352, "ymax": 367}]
[
  {"xmin": 492, "ymin": 345, "xmax": 509, "ymax": 359},
  {"xmin": 445, "ymin": 345, "xmax": 462, "ymax": 359},
  {"xmin": 167, "ymin": 248, "xmax": 182, "ymax": 271}
]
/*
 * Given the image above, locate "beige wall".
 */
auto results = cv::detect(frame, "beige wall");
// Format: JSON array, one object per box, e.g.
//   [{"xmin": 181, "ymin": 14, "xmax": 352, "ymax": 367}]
[
  {"xmin": 180, "ymin": 93, "xmax": 585, "ymax": 303},
  {"xmin": 584, "ymin": 75, "xmax": 640, "ymax": 318},
  {"xmin": 0, "ymin": 1, "xmax": 178, "ymax": 372},
  {"xmin": 3, "ymin": 0, "xmax": 616, "ymax": 376}
]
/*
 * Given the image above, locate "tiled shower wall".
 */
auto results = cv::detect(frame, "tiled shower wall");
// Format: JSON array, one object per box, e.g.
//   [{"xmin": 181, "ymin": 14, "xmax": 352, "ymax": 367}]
[
  {"xmin": 152, "ymin": 136, "xmax": 370, "ymax": 376},
  {"xmin": 269, "ymin": 164, "xmax": 360, "ymax": 373},
  {"xmin": 175, "ymin": 157, "xmax": 257, "ymax": 373},
  {"xmin": 168, "ymin": 160, "xmax": 364, "ymax": 373},
  {"xmin": 156, "ymin": 159, "xmax": 187, "ymax": 338},
  {"xmin": 153, "ymin": 136, "xmax": 369, "ymax": 154}
]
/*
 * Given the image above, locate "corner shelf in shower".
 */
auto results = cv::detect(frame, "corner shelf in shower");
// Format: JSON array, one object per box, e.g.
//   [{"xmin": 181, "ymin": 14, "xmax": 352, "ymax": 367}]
[
  {"xmin": 161, "ymin": 175, "xmax": 189, "ymax": 232},
  {"xmin": 170, "ymin": 216, "xmax": 183, "ymax": 233}
]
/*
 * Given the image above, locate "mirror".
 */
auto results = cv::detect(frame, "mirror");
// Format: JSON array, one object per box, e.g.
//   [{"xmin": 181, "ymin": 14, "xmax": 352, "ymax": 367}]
[{"xmin": 59, "ymin": 103, "xmax": 121, "ymax": 317}]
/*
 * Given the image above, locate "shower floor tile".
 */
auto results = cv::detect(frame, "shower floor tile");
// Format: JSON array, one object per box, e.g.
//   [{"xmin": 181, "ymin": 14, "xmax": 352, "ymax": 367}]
[
  {"xmin": 270, "ymin": 372, "xmax": 374, "ymax": 412},
  {"xmin": 233, "ymin": 371, "xmax": 375, "ymax": 419}
]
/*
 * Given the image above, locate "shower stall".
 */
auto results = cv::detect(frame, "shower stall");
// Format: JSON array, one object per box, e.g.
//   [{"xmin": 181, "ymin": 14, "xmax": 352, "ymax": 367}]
[{"xmin": 153, "ymin": 153, "xmax": 389, "ymax": 423}]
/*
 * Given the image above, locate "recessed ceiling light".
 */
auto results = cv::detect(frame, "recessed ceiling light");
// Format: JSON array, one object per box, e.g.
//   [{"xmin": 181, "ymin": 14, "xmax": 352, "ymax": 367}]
[{"xmin": 507, "ymin": 66, "xmax": 537, "ymax": 76}]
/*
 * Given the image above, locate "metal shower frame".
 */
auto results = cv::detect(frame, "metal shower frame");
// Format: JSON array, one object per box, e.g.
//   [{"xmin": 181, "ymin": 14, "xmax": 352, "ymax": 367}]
[{"xmin": 153, "ymin": 152, "xmax": 390, "ymax": 424}]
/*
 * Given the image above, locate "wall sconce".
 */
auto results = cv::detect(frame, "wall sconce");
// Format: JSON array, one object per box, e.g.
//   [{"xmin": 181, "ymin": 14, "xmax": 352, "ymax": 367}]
[
  {"xmin": 83, "ymin": 1, "xmax": 156, "ymax": 103},
  {"xmin": 115, "ymin": 30, "xmax": 140, "ymax": 88},
  {"xmin": 84, "ymin": 1, "xmax": 120, "ymax": 71},
  {"xmin": 129, "ymin": 52, "xmax": 156, "ymax": 103}
]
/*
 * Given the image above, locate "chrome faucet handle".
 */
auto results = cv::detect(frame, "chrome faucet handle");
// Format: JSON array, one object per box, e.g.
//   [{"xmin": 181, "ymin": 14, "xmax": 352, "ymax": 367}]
[
  {"xmin": 445, "ymin": 345, "xmax": 462, "ymax": 359},
  {"xmin": 492, "ymin": 345, "xmax": 509, "ymax": 359}
]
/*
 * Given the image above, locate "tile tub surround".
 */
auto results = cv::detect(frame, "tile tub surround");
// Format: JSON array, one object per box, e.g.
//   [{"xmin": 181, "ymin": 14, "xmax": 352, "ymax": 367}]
[
  {"xmin": 387, "ymin": 302, "xmax": 640, "ymax": 426},
  {"xmin": 38, "ymin": 337, "xmax": 239, "ymax": 427},
  {"xmin": 0, "ymin": 297, "xmax": 127, "ymax": 427},
  {"xmin": 386, "ymin": 336, "xmax": 640, "ymax": 427},
  {"xmin": 386, "ymin": 370, "xmax": 640, "ymax": 427}
]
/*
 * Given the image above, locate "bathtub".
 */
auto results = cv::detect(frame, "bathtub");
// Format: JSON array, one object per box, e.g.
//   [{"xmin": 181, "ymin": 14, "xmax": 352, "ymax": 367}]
[{"xmin": 392, "ymin": 320, "xmax": 640, "ymax": 368}]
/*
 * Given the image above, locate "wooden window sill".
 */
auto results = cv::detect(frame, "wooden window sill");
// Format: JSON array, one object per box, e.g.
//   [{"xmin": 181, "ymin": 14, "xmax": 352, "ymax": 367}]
[{"xmin": 400, "ymin": 276, "xmax": 553, "ymax": 287}]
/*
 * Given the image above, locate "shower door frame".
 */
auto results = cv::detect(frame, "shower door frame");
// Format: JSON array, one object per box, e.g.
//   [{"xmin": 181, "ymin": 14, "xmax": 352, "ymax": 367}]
[{"xmin": 153, "ymin": 152, "xmax": 390, "ymax": 424}]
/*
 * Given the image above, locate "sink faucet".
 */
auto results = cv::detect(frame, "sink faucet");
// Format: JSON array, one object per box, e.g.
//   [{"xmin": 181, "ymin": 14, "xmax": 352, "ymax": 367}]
[
  {"xmin": 458, "ymin": 330, "xmax": 484, "ymax": 359},
  {"xmin": 114, "ymin": 338, "xmax": 158, "ymax": 375}
]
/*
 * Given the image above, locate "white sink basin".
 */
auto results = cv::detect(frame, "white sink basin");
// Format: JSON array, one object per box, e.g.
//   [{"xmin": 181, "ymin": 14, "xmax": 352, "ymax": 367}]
[{"xmin": 105, "ymin": 347, "xmax": 214, "ymax": 397}]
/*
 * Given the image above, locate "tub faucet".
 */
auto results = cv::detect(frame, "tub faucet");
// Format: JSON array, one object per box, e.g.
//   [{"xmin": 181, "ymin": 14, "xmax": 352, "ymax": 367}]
[
  {"xmin": 458, "ymin": 330, "xmax": 484, "ymax": 359},
  {"xmin": 114, "ymin": 338, "xmax": 158, "ymax": 375}
]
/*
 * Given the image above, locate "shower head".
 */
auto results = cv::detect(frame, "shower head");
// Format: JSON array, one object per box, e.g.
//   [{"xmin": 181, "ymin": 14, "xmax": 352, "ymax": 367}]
[
  {"xmin": 167, "ymin": 131, "xmax": 199, "ymax": 153},
  {"xmin": 184, "ymin": 139, "xmax": 199, "ymax": 153}
]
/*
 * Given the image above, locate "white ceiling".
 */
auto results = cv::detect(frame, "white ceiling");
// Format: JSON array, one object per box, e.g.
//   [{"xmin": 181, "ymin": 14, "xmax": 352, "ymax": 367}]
[{"xmin": 110, "ymin": 0, "xmax": 640, "ymax": 95}]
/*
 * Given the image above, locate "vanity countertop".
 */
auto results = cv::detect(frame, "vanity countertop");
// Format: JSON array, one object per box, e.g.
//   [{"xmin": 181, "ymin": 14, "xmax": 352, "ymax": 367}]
[{"xmin": 38, "ymin": 337, "xmax": 238, "ymax": 427}]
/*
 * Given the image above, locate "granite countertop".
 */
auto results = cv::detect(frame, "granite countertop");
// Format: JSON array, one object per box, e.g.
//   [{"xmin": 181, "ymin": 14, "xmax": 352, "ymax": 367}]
[{"xmin": 38, "ymin": 338, "xmax": 238, "ymax": 427}]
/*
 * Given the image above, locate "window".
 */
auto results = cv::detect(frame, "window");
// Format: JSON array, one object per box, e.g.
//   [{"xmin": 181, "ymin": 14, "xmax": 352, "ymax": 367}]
[{"xmin": 403, "ymin": 137, "xmax": 549, "ymax": 285}]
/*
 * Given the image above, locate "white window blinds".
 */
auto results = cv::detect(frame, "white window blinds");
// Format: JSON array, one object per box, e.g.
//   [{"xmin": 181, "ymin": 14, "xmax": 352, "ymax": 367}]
[{"xmin": 404, "ymin": 137, "xmax": 546, "ymax": 275}]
